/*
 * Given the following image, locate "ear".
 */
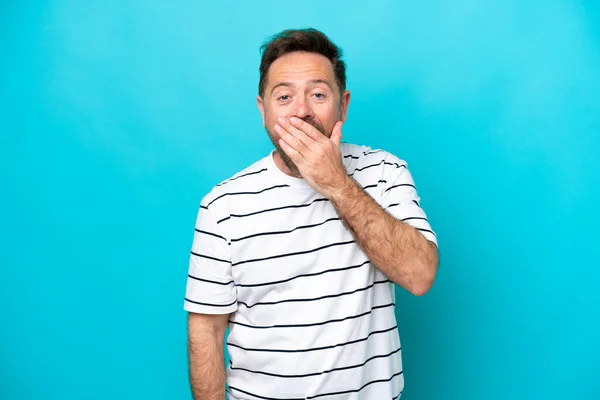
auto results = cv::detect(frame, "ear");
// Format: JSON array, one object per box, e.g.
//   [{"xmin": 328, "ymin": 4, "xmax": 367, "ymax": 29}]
[
  {"xmin": 340, "ymin": 90, "xmax": 351, "ymax": 123},
  {"xmin": 256, "ymin": 95, "xmax": 266, "ymax": 127}
]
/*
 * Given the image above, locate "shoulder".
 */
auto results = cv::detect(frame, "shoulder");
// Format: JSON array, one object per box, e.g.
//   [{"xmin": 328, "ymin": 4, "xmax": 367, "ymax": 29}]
[
  {"xmin": 199, "ymin": 155, "xmax": 271, "ymax": 211},
  {"xmin": 341, "ymin": 142, "xmax": 408, "ymax": 174}
]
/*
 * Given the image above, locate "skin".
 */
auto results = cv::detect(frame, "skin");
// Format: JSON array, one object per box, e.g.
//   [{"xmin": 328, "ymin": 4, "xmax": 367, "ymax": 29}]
[
  {"xmin": 257, "ymin": 50, "xmax": 438, "ymax": 295},
  {"xmin": 256, "ymin": 51, "xmax": 350, "ymax": 177},
  {"xmin": 188, "ymin": 50, "xmax": 439, "ymax": 399},
  {"xmin": 188, "ymin": 313, "xmax": 228, "ymax": 400}
]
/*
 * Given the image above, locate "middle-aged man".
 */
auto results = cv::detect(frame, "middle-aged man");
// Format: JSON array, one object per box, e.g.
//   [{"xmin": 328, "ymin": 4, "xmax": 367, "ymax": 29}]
[{"xmin": 184, "ymin": 28, "xmax": 439, "ymax": 400}]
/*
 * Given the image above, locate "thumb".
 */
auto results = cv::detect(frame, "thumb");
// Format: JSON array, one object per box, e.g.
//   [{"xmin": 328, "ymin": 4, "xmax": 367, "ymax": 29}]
[{"xmin": 330, "ymin": 121, "xmax": 343, "ymax": 147}]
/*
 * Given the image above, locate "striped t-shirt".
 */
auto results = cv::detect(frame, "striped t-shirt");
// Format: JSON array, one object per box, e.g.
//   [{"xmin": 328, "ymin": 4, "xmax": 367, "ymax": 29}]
[{"xmin": 184, "ymin": 142, "xmax": 437, "ymax": 400}]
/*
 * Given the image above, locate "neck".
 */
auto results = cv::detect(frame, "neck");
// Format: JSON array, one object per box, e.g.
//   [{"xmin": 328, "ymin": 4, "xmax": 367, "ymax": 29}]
[{"xmin": 272, "ymin": 151, "xmax": 302, "ymax": 178}]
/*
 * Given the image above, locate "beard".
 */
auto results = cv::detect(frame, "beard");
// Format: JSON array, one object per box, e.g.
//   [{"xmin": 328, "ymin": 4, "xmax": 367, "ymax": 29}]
[{"xmin": 265, "ymin": 117, "xmax": 326, "ymax": 178}]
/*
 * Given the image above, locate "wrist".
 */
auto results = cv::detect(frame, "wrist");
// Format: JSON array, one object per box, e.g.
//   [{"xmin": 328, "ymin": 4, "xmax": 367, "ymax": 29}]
[{"xmin": 327, "ymin": 173, "xmax": 356, "ymax": 204}]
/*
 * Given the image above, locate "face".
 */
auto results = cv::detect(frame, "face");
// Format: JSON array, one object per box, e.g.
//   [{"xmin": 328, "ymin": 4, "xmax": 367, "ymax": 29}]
[{"xmin": 257, "ymin": 51, "xmax": 350, "ymax": 177}]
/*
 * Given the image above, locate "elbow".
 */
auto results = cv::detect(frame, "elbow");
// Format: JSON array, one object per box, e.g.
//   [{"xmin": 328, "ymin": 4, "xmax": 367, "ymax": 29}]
[{"xmin": 409, "ymin": 278, "xmax": 434, "ymax": 296}]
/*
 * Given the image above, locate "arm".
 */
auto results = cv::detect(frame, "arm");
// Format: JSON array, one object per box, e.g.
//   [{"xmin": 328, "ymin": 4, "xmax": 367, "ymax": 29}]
[
  {"xmin": 187, "ymin": 312, "xmax": 230, "ymax": 400},
  {"xmin": 276, "ymin": 116, "xmax": 438, "ymax": 295},
  {"xmin": 329, "ymin": 175, "xmax": 438, "ymax": 295}
]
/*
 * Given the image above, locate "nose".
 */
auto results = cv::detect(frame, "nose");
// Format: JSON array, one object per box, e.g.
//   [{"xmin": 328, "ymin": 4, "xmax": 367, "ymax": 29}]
[{"xmin": 291, "ymin": 95, "xmax": 313, "ymax": 120}]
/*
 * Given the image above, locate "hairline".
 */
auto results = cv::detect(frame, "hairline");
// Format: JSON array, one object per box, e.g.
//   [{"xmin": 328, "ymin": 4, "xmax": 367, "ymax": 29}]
[{"xmin": 261, "ymin": 51, "xmax": 344, "ymax": 100}]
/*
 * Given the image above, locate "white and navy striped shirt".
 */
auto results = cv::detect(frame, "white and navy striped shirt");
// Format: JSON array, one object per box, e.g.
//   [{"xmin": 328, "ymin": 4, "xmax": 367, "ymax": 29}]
[{"xmin": 184, "ymin": 142, "xmax": 437, "ymax": 400}]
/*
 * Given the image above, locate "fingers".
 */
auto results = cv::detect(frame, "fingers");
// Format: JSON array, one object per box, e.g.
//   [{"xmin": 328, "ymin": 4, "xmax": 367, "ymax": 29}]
[
  {"xmin": 289, "ymin": 117, "xmax": 325, "ymax": 142},
  {"xmin": 276, "ymin": 117, "xmax": 343, "ymax": 166},
  {"xmin": 330, "ymin": 121, "xmax": 343, "ymax": 147},
  {"xmin": 275, "ymin": 123, "xmax": 310, "ymax": 157},
  {"xmin": 278, "ymin": 138, "xmax": 304, "ymax": 163},
  {"xmin": 276, "ymin": 116, "xmax": 316, "ymax": 149}
]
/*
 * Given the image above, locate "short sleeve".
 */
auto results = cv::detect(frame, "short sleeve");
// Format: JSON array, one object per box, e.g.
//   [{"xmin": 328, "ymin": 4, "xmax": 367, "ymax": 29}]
[
  {"xmin": 380, "ymin": 155, "xmax": 438, "ymax": 247},
  {"xmin": 183, "ymin": 204, "xmax": 238, "ymax": 314}
]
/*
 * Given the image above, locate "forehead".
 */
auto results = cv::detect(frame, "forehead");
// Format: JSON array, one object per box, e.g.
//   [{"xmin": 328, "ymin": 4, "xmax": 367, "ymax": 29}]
[{"xmin": 267, "ymin": 51, "xmax": 335, "ymax": 86}]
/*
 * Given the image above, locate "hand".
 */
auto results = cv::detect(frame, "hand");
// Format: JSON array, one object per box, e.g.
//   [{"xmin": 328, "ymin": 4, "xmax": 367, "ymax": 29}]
[{"xmin": 275, "ymin": 116, "xmax": 350, "ymax": 198}]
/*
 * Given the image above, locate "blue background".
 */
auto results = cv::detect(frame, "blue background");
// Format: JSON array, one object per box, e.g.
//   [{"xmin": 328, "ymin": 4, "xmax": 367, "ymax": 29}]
[{"xmin": 2, "ymin": 1, "xmax": 599, "ymax": 399}]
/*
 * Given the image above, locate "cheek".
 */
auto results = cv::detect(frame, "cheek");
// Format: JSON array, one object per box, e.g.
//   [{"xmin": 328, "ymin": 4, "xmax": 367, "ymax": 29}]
[
  {"xmin": 263, "ymin": 112, "xmax": 282, "ymax": 137},
  {"xmin": 314, "ymin": 107, "xmax": 339, "ymax": 130},
  {"xmin": 264, "ymin": 107, "xmax": 286, "ymax": 127}
]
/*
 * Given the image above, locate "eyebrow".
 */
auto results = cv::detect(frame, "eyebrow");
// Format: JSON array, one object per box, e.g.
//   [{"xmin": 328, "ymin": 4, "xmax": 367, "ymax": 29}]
[{"xmin": 270, "ymin": 79, "xmax": 333, "ymax": 95}]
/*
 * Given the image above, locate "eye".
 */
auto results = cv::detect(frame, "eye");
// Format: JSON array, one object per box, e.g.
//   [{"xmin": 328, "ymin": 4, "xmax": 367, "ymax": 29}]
[
  {"xmin": 278, "ymin": 95, "xmax": 290, "ymax": 101},
  {"xmin": 313, "ymin": 93, "xmax": 326, "ymax": 100}
]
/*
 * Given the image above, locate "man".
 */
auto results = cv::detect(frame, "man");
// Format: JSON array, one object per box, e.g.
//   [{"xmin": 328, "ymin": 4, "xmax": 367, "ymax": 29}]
[{"xmin": 184, "ymin": 28, "xmax": 438, "ymax": 400}]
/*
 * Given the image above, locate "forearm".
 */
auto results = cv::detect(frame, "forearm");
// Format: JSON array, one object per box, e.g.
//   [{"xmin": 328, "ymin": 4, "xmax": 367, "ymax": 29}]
[
  {"xmin": 329, "ymin": 176, "xmax": 438, "ymax": 295},
  {"xmin": 188, "ymin": 327, "xmax": 226, "ymax": 400}
]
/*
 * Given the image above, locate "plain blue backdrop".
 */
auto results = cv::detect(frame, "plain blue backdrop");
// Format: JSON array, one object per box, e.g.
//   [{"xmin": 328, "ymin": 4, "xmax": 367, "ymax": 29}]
[{"xmin": 2, "ymin": 1, "xmax": 599, "ymax": 399}]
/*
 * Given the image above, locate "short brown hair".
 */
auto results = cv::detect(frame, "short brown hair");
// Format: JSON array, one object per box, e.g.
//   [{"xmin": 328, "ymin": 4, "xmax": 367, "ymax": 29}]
[{"xmin": 258, "ymin": 28, "xmax": 347, "ymax": 98}]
